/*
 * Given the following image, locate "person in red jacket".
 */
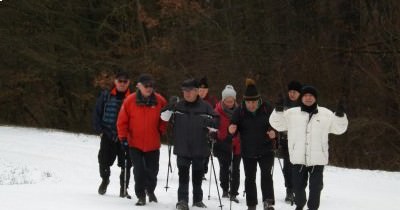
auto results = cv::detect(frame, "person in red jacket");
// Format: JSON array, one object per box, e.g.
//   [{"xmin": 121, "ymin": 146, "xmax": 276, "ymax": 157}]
[
  {"xmin": 117, "ymin": 73, "xmax": 167, "ymax": 206},
  {"xmin": 213, "ymin": 85, "xmax": 241, "ymax": 203}
]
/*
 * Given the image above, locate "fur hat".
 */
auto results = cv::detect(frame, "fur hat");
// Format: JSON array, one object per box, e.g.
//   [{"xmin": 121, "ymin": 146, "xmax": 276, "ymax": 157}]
[
  {"xmin": 221, "ymin": 85, "xmax": 237, "ymax": 101},
  {"xmin": 243, "ymin": 78, "xmax": 260, "ymax": 101}
]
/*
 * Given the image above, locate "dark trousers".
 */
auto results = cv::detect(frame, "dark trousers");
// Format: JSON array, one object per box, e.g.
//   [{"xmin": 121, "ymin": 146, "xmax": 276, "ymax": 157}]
[
  {"xmin": 129, "ymin": 147, "xmax": 160, "ymax": 198},
  {"xmin": 98, "ymin": 136, "xmax": 132, "ymax": 188},
  {"xmin": 278, "ymin": 137, "xmax": 293, "ymax": 190},
  {"xmin": 203, "ymin": 156, "xmax": 209, "ymax": 174},
  {"xmin": 283, "ymin": 157, "xmax": 293, "ymax": 189},
  {"xmin": 292, "ymin": 165, "xmax": 324, "ymax": 210},
  {"xmin": 177, "ymin": 156, "xmax": 206, "ymax": 203},
  {"xmin": 216, "ymin": 153, "xmax": 241, "ymax": 196},
  {"xmin": 242, "ymin": 154, "xmax": 275, "ymax": 206}
]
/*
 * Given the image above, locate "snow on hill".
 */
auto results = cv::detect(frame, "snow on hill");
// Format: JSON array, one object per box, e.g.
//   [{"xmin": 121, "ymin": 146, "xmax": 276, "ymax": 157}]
[{"xmin": 0, "ymin": 126, "xmax": 399, "ymax": 210}]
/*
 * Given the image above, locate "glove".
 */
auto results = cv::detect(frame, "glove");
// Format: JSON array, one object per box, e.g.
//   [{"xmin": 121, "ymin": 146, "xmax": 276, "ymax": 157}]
[
  {"xmin": 275, "ymin": 93, "xmax": 284, "ymax": 112},
  {"xmin": 120, "ymin": 138, "xmax": 129, "ymax": 153},
  {"xmin": 335, "ymin": 99, "xmax": 346, "ymax": 117},
  {"xmin": 208, "ymin": 130, "xmax": 218, "ymax": 140},
  {"xmin": 162, "ymin": 95, "xmax": 180, "ymax": 112}
]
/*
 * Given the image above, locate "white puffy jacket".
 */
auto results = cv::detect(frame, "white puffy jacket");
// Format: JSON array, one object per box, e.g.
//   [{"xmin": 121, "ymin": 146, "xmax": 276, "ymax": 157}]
[{"xmin": 269, "ymin": 106, "xmax": 348, "ymax": 166}]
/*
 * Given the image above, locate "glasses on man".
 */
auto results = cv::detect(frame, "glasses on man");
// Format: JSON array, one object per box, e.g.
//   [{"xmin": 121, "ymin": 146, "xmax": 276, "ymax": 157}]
[
  {"xmin": 117, "ymin": 79, "xmax": 129, "ymax": 84},
  {"xmin": 142, "ymin": 83, "xmax": 154, "ymax": 88}
]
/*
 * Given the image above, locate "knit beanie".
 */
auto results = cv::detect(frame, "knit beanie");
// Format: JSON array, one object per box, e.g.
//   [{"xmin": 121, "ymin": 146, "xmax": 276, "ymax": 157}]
[
  {"xmin": 288, "ymin": 80, "xmax": 302, "ymax": 92},
  {"xmin": 221, "ymin": 85, "xmax": 237, "ymax": 101},
  {"xmin": 300, "ymin": 85, "xmax": 318, "ymax": 99},
  {"xmin": 243, "ymin": 78, "xmax": 260, "ymax": 101},
  {"xmin": 199, "ymin": 76, "xmax": 209, "ymax": 88}
]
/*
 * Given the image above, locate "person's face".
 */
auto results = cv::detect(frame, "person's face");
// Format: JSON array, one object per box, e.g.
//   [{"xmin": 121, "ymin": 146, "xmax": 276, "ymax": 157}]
[
  {"xmin": 288, "ymin": 90, "xmax": 300, "ymax": 101},
  {"xmin": 301, "ymin": 93, "xmax": 316, "ymax": 106},
  {"xmin": 245, "ymin": 100, "xmax": 258, "ymax": 112},
  {"xmin": 114, "ymin": 78, "xmax": 130, "ymax": 92},
  {"xmin": 198, "ymin": 88, "xmax": 209, "ymax": 99},
  {"xmin": 183, "ymin": 88, "xmax": 199, "ymax": 102},
  {"xmin": 136, "ymin": 82, "xmax": 154, "ymax": 97},
  {"xmin": 223, "ymin": 96, "xmax": 236, "ymax": 109}
]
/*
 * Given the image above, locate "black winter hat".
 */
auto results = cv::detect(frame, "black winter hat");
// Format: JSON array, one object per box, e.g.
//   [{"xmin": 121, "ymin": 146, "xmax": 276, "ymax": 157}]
[
  {"xmin": 115, "ymin": 69, "xmax": 129, "ymax": 80},
  {"xmin": 199, "ymin": 76, "xmax": 209, "ymax": 88},
  {"xmin": 243, "ymin": 78, "xmax": 260, "ymax": 101},
  {"xmin": 300, "ymin": 85, "xmax": 318, "ymax": 99},
  {"xmin": 288, "ymin": 80, "xmax": 302, "ymax": 92},
  {"xmin": 137, "ymin": 73, "xmax": 154, "ymax": 85},
  {"xmin": 181, "ymin": 78, "xmax": 199, "ymax": 90}
]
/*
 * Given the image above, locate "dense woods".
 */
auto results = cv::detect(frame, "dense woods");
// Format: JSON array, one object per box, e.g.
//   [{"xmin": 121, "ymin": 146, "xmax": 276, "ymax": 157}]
[{"xmin": 0, "ymin": 0, "xmax": 399, "ymax": 171}]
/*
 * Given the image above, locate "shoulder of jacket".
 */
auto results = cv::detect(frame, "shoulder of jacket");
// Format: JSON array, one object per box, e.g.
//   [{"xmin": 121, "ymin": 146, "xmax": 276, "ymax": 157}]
[{"xmin": 317, "ymin": 106, "xmax": 333, "ymax": 115}]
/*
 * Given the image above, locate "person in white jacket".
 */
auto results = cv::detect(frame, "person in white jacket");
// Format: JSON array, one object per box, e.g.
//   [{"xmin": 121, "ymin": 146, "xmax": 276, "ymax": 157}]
[{"xmin": 269, "ymin": 85, "xmax": 348, "ymax": 210}]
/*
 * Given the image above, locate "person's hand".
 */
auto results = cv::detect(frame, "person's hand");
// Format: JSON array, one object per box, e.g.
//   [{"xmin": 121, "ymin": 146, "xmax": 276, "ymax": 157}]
[
  {"xmin": 228, "ymin": 124, "xmax": 237, "ymax": 135},
  {"xmin": 161, "ymin": 110, "xmax": 173, "ymax": 121},
  {"xmin": 335, "ymin": 99, "xmax": 346, "ymax": 117},
  {"xmin": 163, "ymin": 96, "xmax": 179, "ymax": 111},
  {"xmin": 267, "ymin": 130, "xmax": 276, "ymax": 139},
  {"xmin": 275, "ymin": 93, "xmax": 284, "ymax": 112},
  {"xmin": 120, "ymin": 138, "xmax": 129, "ymax": 153}
]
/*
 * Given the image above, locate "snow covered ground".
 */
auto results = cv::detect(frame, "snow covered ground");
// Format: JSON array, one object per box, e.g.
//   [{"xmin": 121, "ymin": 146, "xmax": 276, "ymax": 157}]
[{"xmin": 0, "ymin": 126, "xmax": 399, "ymax": 210}]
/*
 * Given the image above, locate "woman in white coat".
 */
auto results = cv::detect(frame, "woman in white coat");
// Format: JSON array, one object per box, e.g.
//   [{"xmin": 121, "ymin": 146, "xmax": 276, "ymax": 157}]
[{"xmin": 269, "ymin": 86, "xmax": 348, "ymax": 210}]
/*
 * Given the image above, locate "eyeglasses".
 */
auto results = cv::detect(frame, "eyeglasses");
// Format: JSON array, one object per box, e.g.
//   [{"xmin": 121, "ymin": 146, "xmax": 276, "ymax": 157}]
[
  {"xmin": 143, "ymin": 84, "xmax": 153, "ymax": 88},
  {"xmin": 117, "ymin": 79, "xmax": 129, "ymax": 84}
]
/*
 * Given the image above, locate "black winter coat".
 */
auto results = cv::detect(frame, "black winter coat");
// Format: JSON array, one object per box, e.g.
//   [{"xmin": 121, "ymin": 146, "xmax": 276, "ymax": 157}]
[
  {"xmin": 171, "ymin": 98, "xmax": 219, "ymax": 158},
  {"xmin": 231, "ymin": 101, "xmax": 274, "ymax": 158}
]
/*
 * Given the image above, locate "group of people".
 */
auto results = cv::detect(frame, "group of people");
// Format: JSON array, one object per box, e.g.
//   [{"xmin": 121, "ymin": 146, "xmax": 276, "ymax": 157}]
[{"xmin": 93, "ymin": 70, "xmax": 348, "ymax": 210}]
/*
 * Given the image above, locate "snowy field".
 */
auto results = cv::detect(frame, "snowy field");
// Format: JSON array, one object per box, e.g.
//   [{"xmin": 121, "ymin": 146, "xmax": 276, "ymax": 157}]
[{"xmin": 0, "ymin": 126, "xmax": 399, "ymax": 210}]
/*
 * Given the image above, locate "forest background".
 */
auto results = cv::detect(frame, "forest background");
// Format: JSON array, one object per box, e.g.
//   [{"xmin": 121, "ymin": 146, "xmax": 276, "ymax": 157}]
[{"xmin": 0, "ymin": 0, "xmax": 399, "ymax": 171}]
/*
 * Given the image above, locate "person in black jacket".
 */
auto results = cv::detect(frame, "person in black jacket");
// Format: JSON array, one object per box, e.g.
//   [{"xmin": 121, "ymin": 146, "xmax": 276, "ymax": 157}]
[
  {"xmin": 161, "ymin": 78, "xmax": 219, "ymax": 210},
  {"xmin": 275, "ymin": 80, "xmax": 302, "ymax": 204},
  {"xmin": 93, "ymin": 70, "xmax": 132, "ymax": 198},
  {"xmin": 228, "ymin": 78, "xmax": 277, "ymax": 210}
]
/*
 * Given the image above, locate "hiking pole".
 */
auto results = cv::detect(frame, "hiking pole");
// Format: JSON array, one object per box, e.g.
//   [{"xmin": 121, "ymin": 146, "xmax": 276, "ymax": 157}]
[
  {"xmin": 165, "ymin": 137, "xmax": 173, "ymax": 191},
  {"xmin": 123, "ymin": 151, "xmax": 131, "ymax": 199},
  {"xmin": 229, "ymin": 151, "xmax": 234, "ymax": 210},
  {"xmin": 210, "ymin": 136, "xmax": 223, "ymax": 210},
  {"xmin": 207, "ymin": 153, "xmax": 213, "ymax": 200}
]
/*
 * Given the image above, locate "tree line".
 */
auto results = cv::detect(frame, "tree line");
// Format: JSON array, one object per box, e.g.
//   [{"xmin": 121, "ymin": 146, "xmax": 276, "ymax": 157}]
[{"xmin": 0, "ymin": 0, "xmax": 399, "ymax": 170}]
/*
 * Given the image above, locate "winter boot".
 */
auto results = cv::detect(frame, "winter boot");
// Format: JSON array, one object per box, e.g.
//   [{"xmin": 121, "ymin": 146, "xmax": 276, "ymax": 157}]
[
  {"xmin": 192, "ymin": 201, "xmax": 207, "ymax": 208},
  {"xmin": 98, "ymin": 178, "xmax": 110, "ymax": 195},
  {"xmin": 176, "ymin": 200, "xmax": 189, "ymax": 210},
  {"xmin": 230, "ymin": 195, "xmax": 239, "ymax": 203},
  {"xmin": 136, "ymin": 196, "xmax": 146, "ymax": 206},
  {"xmin": 285, "ymin": 188, "xmax": 294, "ymax": 204},
  {"xmin": 119, "ymin": 187, "xmax": 132, "ymax": 199},
  {"xmin": 247, "ymin": 205, "xmax": 256, "ymax": 210},
  {"xmin": 222, "ymin": 190, "xmax": 229, "ymax": 198},
  {"xmin": 263, "ymin": 200, "xmax": 274, "ymax": 210},
  {"xmin": 148, "ymin": 192, "xmax": 158, "ymax": 203}
]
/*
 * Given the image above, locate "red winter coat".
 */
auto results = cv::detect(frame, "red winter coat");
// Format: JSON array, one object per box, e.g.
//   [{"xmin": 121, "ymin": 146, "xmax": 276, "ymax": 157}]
[
  {"xmin": 214, "ymin": 101, "xmax": 241, "ymax": 155},
  {"xmin": 117, "ymin": 92, "xmax": 167, "ymax": 152}
]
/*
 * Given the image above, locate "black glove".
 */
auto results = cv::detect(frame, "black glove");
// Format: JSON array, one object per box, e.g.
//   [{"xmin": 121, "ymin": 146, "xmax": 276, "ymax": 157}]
[
  {"xmin": 335, "ymin": 99, "xmax": 346, "ymax": 117},
  {"xmin": 162, "ymin": 95, "xmax": 180, "ymax": 111},
  {"xmin": 209, "ymin": 130, "xmax": 218, "ymax": 140},
  {"xmin": 275, "ymin": 93, "xmax": 285, "ymax": 112},
  {"xmin": 120, "ymin": 138, "xmax": 129, "ymax": 153}
]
